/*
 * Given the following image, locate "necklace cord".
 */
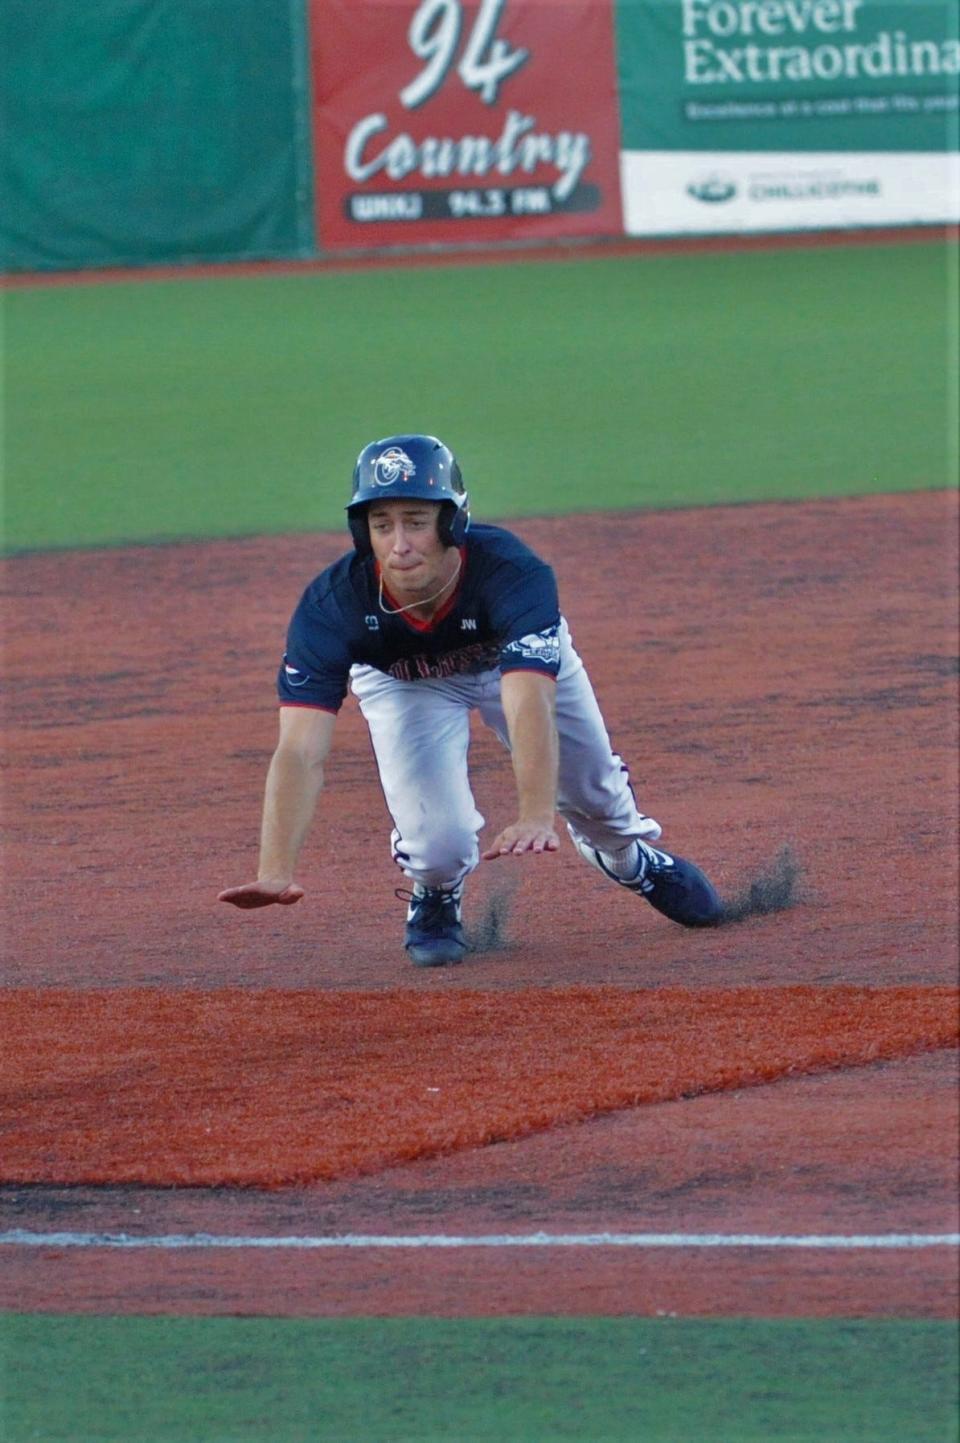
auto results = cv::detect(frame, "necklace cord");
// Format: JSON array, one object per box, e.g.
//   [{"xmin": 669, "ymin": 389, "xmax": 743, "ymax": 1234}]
[{"xmin": 378, "ymin": 555, "xmax": 463, "ymax": 617}]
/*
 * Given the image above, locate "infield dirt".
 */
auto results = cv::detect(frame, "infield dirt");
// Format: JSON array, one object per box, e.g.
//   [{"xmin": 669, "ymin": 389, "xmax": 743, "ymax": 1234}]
[
  {"xmin": 2, "ymin": 489, "xmax": 957, "ymax": 1319},
  {"xmin": 3, "ymin": 489, "xmax": 957, "ymax": 991}
]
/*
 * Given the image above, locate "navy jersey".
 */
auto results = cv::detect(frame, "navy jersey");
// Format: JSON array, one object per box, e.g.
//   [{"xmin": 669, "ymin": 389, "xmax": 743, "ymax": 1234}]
[{"xmin": 278, "ymin": 523, "xmax": 561, "ymax": 712}]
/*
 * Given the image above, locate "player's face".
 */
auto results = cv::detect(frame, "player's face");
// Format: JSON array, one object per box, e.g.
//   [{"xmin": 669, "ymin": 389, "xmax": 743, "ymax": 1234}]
[{"xmin": 367, "ymin": 500, "xmax": 458, "ymax": 602}]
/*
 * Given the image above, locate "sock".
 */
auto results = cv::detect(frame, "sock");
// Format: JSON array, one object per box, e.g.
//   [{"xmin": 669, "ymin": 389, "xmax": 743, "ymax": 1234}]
[
  {"xmin": 413, "ymin": 880, "xmax": 464, "ymax": 899},
  {"xmin": 597, "ymin": 841, "xmax": 646, "ymax": 881}
]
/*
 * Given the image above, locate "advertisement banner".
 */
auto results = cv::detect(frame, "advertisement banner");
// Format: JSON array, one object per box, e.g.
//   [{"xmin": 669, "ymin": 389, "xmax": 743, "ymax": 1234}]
[
  {"xmin": 616, "ymin": 0, "xmax": 959, "ymax": 233},
  {"xmin": 621, "ymin": 149, "xmax": 960, "ymax": 231},
  {"xmin": 309, "ymin": 0, "xmax": 624, "ymax": 249}
]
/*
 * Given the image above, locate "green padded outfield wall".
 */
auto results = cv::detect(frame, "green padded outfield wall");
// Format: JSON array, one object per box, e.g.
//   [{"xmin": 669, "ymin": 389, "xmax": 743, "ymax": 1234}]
[{"xmin": 0, "ymin": 0, "xmax": 314, "ymax": 271}]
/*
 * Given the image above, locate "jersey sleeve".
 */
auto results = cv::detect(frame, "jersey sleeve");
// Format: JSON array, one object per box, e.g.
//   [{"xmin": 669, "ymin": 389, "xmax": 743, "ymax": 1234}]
[
  {"xmin": 489, "ymin": 558, "xmax": 562, "ymax": 680},
  {"xmin": 277, "ymin": 587, "xmax": 353, "ymax": 712}
]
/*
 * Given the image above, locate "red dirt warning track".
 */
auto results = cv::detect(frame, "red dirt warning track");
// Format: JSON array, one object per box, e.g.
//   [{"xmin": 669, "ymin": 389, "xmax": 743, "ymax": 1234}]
[{"xmin": 2, "ymin": 224, "xmax": 953, "ymax": 290}]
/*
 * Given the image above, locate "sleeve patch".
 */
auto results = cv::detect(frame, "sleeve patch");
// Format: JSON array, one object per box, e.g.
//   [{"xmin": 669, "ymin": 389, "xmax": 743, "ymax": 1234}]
[
  {"xmin": 500, "ymin": 624, "xmax": 561, "ymax": 670},
  {"xmin": 277, "ymin": 650, "xmax": 347, "ymax": 710},
  {"xmin": 282, "ymin": 661, "xmax": 311, "ymax": 688}
]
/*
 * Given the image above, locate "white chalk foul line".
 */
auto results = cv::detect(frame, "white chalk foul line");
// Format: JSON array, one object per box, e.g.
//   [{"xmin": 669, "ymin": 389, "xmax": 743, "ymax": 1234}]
[{"xmin": 1, "ymin": 1230, "xmax": 957, "ymax": 1251}]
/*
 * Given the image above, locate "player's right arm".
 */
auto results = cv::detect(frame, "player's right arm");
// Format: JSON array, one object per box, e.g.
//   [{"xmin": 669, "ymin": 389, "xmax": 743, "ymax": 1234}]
[{"xmin": 218, "ymin": 706, "xmax": 337, "ymax": 908}]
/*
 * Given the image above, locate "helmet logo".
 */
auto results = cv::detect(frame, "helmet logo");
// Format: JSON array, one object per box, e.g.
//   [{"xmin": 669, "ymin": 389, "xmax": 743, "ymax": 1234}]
[{"xmin": 373, "ymin": 446, "xmax": 416, "ymax": 487}]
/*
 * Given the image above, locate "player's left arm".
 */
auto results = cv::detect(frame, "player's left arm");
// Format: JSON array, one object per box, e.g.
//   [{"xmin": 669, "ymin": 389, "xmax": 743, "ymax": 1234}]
[{"xmin": 481, "ymin": 668, "xmax": 560, "ymax": 860}]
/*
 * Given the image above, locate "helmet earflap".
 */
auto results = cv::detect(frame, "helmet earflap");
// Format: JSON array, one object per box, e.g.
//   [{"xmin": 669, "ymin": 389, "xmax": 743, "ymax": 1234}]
[
  {"xmin": 348, "ymin": 513, "xmax": 373, "ymax": 557},
  {"xmin": 438, "ymin": 497, "xmax": 469, "ymax": 547}
]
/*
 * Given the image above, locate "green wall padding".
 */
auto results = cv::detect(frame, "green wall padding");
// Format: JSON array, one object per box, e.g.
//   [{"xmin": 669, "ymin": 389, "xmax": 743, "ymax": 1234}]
[{"xmin": 0, "ymin": 0, "xmax": 314, "ymax": 271}]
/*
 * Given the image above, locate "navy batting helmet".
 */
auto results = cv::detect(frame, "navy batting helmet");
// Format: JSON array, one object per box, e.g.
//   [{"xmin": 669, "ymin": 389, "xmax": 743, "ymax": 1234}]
[{"xmin": 346, "ymin": 434, "xmax": 470, "ymax": 556}]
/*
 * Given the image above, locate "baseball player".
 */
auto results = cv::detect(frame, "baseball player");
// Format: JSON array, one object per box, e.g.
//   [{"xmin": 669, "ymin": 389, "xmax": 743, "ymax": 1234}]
[{"xmin": 219, "ymin": 434, "xmax": 723, "ymax": 964}]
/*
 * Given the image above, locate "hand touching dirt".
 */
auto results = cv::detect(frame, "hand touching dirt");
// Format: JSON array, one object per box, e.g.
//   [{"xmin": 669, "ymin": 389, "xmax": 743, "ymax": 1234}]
[{"xmin": 218, "ymin": 879, "xmax": 305, "ymax": 909}]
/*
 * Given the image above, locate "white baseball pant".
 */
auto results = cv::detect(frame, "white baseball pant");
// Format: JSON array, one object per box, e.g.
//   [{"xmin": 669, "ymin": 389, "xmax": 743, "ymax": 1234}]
[{"xmin": 349, "ymin": 617, "xmax": 661, "ymax": 889}]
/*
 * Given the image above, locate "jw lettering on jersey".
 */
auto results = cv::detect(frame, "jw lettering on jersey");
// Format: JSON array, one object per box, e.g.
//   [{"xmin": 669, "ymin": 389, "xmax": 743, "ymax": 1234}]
[{"xmin": 278, "ymin": 523, "xmax": 561, "ymax": 712}]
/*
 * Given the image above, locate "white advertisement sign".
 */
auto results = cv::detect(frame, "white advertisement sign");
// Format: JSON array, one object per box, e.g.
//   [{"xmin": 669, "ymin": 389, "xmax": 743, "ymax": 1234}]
[{"xmin": 621, "ymin": 149, "xmax": 960, "ymax": 233}]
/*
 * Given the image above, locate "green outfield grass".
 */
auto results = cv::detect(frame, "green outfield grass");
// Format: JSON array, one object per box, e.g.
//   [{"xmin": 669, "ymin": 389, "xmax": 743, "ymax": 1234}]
[
  {"xmin": 2, "ymin": 240, "xmax": 957, "ymax": 552},
  {"xmin": 2, "ymin": 1314, "xmax": 957, "ymax": 1441}
]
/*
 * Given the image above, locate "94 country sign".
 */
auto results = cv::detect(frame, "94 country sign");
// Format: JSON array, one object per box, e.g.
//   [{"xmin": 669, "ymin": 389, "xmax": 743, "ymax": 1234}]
[{"xmin": 309, "ymin": 0, "xmax": 624, "ymax": 248}]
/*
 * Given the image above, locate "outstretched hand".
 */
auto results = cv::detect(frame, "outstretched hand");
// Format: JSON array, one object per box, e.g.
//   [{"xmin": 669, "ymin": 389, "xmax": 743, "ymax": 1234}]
[
  {"xmin": 481, "ymin": 820, "xmax": 560, "ymax": 861},
  {"xmin": 218, "ymin": 880, "xmax": 305, "ymax": 909}
]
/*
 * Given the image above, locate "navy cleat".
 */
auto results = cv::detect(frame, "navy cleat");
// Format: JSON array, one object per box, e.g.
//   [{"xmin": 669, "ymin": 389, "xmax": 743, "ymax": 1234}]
[
  {"xmin": 571, "ymin": 835, "xmax": 723, "ymax": 928},
  {"xmin": 400, "ymin": 882, "xmax": 467, "ymax": 966}
]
